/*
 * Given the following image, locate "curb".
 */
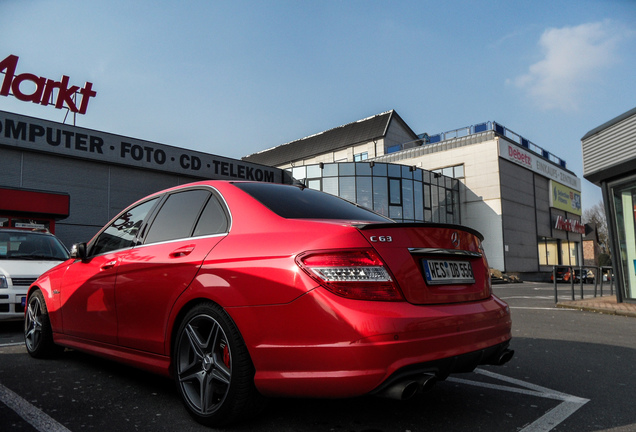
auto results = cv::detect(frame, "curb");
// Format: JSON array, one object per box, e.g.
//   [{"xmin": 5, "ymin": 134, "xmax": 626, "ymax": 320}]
[{"xmin": 555, "ymin": 303, "xmax": 636, "ymax": 318}]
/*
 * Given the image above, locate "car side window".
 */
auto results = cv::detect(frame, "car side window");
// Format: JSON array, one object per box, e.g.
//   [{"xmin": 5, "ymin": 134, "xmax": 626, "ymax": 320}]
[
  {"xmin": 144, "ymin": 189, "xmax": 211, "ymax": 244},
  {"xmin": 193, "ymin": 194, "xmax": 229, "ymax": 237},
  {"xmin": 91, "ymin": 197, "xmax": 159, "ymax": 256}
]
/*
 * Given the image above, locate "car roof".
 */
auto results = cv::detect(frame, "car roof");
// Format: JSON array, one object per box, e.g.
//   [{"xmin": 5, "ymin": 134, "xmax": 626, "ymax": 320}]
[{"xmin": 0, "ymin": 228, "xmax": 55, "ymax": 236}]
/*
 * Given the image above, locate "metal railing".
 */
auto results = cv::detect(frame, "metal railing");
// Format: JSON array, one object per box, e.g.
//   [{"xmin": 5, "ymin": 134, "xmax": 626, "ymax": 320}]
[
  {"xmin": 552, "ymin": 265, "xmax": 615, "ymax": 303},
  {"xmin": 388, "ymin": 121, "xmax": 568, "ymax": 169}
]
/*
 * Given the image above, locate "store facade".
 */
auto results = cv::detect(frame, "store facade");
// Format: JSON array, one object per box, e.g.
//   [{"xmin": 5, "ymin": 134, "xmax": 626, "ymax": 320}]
[
  {"xmin": 0, "ymin": 110, "xmax": 286, "ymax": 247},
  {"xmin": 582, "ymin": 107, "xmax": 636, "ymax": 303}
]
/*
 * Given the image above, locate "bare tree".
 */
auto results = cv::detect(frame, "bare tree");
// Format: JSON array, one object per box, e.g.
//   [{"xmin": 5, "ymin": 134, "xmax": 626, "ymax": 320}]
[{"xmin": 582, "ymin": 202, "xmax": 609, "ymax": 254}]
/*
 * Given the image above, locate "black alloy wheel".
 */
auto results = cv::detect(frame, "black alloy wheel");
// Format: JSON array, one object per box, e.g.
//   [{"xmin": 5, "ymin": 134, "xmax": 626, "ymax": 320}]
[
  {"xmin": 173, "ymin": 302, "xmax": 262, "ymax": 427},
  {"xmin": 24, "ymin": 290, "xmax": 62, "ymax": 358}
]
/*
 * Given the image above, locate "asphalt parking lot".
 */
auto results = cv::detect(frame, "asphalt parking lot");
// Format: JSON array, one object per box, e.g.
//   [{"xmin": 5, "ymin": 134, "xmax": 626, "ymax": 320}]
[{"xmin": 1, "ymin": 282, "xmax": 635, "ymax": 432}]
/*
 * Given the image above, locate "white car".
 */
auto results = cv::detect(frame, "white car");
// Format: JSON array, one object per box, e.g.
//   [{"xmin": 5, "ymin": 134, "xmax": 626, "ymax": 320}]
[{"xmin": 0, "ymin": 228, "xmax": 69, "ymax": 321}]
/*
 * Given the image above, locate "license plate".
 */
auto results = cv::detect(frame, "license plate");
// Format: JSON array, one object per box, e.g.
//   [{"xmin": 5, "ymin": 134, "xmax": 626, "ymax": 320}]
[
  {"xmin": 21, "ymin": 296, "xmax": 26, "ymax": 307},
  {"xmin": 422, "ymin": 260, "xmax": 475, "ymax": 285}
]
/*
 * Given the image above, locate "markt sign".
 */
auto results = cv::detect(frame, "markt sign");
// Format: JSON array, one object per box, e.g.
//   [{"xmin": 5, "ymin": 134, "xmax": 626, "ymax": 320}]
[
  {"xmin": 554, "ymin": 215, "xmax": 585, "ymax": 235},
  {"xmin": 0, "ymin": 54, "xmax": 96, "ymax": 115}
]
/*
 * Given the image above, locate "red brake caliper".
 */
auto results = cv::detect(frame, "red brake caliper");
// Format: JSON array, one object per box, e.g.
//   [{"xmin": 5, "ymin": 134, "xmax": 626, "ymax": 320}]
[{"xmin": 222, "ymin": 343, "xmax": 230, "ymax": 368}]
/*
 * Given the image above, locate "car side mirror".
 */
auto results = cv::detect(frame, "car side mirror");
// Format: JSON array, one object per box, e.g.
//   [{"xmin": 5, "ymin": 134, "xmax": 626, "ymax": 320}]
[{"xmin": 71, "ymin": 243, "xmax": 87, "ymax": 261}]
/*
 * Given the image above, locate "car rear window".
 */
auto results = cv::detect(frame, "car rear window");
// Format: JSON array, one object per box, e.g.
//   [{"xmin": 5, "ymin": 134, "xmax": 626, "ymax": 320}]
[{"xmin": 234, "ymin": 183, "xmax": 390, "ymax": 221}]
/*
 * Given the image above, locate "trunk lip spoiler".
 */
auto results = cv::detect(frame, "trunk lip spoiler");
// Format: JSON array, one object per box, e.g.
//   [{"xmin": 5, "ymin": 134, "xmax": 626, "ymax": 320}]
[
  {"xmin": 353, "ymin": 222, "xmax": 484, "ymax": 242},
  {"xmin": 408, "ymin": 248, "xmax": 482, "ymax": 258}
]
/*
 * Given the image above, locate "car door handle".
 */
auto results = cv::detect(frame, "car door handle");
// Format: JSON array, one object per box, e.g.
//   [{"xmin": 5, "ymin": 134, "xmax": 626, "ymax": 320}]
[
  {"xmin": 170, "ymin": 245, "xmax": 195, "ymax": 258},
  {"xmin": 101, "ymin": 260, "xmax": 118, "ymax": 270}
]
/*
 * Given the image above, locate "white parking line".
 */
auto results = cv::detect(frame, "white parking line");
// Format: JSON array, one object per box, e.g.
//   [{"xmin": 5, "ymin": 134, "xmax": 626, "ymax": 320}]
[
  {"xmin": 0, "ymin": 342, "xmax": 25, "ymax": 347},
  {"xmin": 0, "ymin": 347, "xmax": 588, "ymax": 431},
  {"xmin": 0, "ymin": 382, "xmax": 71, "ymax": 432},
  {"xmin": 449, "ymin": 369, "xmax": 589, "ymax": 432}
]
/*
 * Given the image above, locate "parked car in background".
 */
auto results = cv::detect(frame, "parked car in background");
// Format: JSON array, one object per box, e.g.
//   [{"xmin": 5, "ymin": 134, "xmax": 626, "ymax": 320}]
[
  {"xmin": 577, "ymin": 269, "xmax": 595, "ymax": 284},
  {"xmin": 25, "ymin": 181, "xmax": 513, "ymax": 427},
  {"xmin": 0, "ymin": 228, "xmax": 69, "ymax": 320},
  {"xmin": 551, "ymin": 267, "xmax": 572, "ymax": 283},
  {"xmin": 551, "ymin": 267, "xmax": 597, "ymax": 284},
  {"xmin": 551, "ymin": 267, "xmax": 596, "ymax": 284}
]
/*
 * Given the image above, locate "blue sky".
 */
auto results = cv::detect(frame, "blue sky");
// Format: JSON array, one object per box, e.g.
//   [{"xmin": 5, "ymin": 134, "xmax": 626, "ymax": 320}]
[{"xmin": 1, "ymin": 0, "xmax": 635, "ymax": 210}]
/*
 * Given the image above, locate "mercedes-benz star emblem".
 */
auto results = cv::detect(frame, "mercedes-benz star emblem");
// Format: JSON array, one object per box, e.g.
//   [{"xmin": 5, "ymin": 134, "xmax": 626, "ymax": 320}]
[{"xmin": 451, "ymin": 232, "xmax": 460, "ymax": 248}]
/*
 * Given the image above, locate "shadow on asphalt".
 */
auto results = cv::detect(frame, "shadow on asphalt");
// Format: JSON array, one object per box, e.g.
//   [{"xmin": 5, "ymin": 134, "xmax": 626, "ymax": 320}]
[{"xmin": 2, "ymin": 335, "xmax": 635, "ymax": 431}]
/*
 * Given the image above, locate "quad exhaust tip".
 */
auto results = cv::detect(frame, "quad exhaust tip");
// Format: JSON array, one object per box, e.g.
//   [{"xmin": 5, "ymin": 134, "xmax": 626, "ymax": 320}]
[
  {"xmin": 378, "ymin": 349, "xmax": 515, "ymax": 401},
  {"xmin": 492, "ymin": 349, "xmax": 515, "ymax": 366},
  {"xmin": 378, "ymin": 373, "xmax": 438, "ymax": 400}
]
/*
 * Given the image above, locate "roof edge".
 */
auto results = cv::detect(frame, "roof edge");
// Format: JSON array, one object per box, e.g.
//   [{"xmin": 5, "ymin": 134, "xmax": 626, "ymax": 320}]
[
  {"xmin": 243, "ymin": 110, "xmax": 395, "ymax": 159},
  {"xmin": 581, "ymin": 106, "xmax": 636, "ymax": 141}
]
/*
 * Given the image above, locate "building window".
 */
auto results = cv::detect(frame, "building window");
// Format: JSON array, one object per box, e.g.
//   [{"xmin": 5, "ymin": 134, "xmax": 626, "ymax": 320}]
[
  {"xmin": 401, "ymin": 165, "xmax": 412, "ymax": 179},
  {"xmin": 454, "ymin": 164, "xmax": 465, "ymax": 178},
  {"xmin": 339, "ymin": 177, "xmax": 356, "ymax": 202},
  {"xmin": 423, "ymin": 184, "xmax": 432, "ymax": 209},
  {"xmin": 323, "ymin": 177, "xmax": 338, "ymax": 196},
  {"xmin": 292, "ymin": 166, "xmax": 306, "ymax": 180},
  {"xmin": 356, "ymin": 177, "xmax": 372, "ymax": 210},
  {"xmin": 538, "ymin": 237, "xmax": 559, "ymax": 266},
  {"xmin": 389, "ymin": 206, "xmax": 403, "ymax": 220},
  {"xmin": 433, "ymin": 164, "xmax": 465, "ymax": 179},
  {"xmin": 402, "ymin": 179, "xmax": 414, "ymax": 221},
  {"xmin": 307, "ymin": 179, "xmax": 321, "ymax": 190},
  {"xmin": 388, "ymin": 164, "xmax": 401, "ymax": 178},
  {"xmin": 356, "ymin": 162, "xmax": 372, "ymax": 175},
  {"xmin": 354, "ymin": 152, "xmax": 368, "ymax": 162},
  {"xmin": 414, "ymin": 182, "xmax": 424, "ymax": 221},
  {"xmin": 389, "ymin": 178, "xmax": 401, "ymax": 205},
  {"xmin": 560, "ymin": 241, "xmax": 578, "ymax": 266},
  {"xmin": 323, "ymin": 163, "xmax": 338, "ymax": 177},
  {"xmin": 339, "ymin": 163, "xmax": 355, "ymax": 176},
  {"xmin": 306, "ymin": 164, "xmax": 322, "ymax": 178},
  {"xmin": 373, "ymin": 176, "xmax": 388, "ymax": 215},
  {"xmin": 373, "ymin": 163, "xmax": 388, "ymax": 176}
]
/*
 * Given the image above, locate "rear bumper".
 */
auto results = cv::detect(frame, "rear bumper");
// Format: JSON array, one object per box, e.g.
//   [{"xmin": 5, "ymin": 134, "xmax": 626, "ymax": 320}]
[
  {"xmin": 369, "ymin": 340, "xmax": 512, "ymax": 397},
  {"xmin": 228, "ymin": 288, "xmax": 512, "ymax": 398}
]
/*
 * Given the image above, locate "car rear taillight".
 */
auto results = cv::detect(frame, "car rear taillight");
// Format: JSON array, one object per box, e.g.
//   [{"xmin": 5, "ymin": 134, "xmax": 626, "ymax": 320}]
[{"xmin": 297, "ymin": 249, "xmax": 404, "ymax": 301}]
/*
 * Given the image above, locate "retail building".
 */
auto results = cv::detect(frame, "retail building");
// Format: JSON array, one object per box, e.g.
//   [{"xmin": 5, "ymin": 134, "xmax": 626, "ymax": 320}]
[
  {"xmin": 0, "ymin": 110, "xmax": 286, "ymax": 247},
  {"xmin": 244, "ymin": 110, "xmax": 583, "ymax": 280}
]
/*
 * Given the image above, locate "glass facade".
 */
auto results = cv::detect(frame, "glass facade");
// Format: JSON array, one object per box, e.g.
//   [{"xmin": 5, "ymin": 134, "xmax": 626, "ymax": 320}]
[
  {"xmin": 610, "ymin": 178, "xmax": 636, "ymax": 301},
  {"xmin": 290, "ymin": 162, "xmax": 461, "ymax": 224}
]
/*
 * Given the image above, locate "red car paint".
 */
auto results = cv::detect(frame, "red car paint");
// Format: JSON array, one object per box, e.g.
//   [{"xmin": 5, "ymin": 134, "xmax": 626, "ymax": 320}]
[{"xmin": 27, "ymin": 180, "xmax": 512, "ymax": 425}]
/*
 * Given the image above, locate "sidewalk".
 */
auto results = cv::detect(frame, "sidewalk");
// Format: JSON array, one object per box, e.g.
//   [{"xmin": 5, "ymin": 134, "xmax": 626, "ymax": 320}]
[{"xmin": 556, "ymin": 295, "xmax": 636, "ymax": 318}]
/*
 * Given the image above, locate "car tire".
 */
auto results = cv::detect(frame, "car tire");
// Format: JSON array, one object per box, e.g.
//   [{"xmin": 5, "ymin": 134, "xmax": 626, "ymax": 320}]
[
  {"xmin": 173, "ymin": 302, "xmax": 263, "ymax": 427},
  {"xmin": 24, "ymin": 290, "xmax": 63, "ymax": 358}
]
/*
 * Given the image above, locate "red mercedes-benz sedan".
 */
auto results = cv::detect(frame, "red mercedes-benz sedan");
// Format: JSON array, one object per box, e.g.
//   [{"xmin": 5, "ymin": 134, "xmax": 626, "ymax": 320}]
[{"xmin": 25, "ymin": 181, "xmax": 513, "ymax": 426}]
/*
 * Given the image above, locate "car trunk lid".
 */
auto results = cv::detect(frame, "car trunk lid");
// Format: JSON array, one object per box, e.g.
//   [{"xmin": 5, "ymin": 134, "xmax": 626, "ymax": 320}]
[{"xmin": 355, "ymin": 223, "xmax": 491, "ymax": 305}]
